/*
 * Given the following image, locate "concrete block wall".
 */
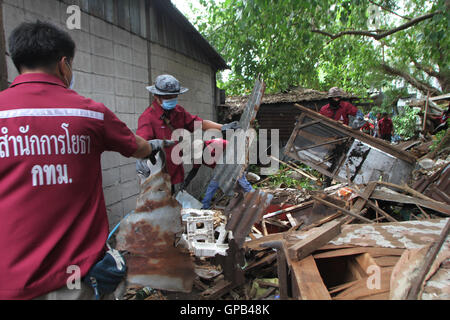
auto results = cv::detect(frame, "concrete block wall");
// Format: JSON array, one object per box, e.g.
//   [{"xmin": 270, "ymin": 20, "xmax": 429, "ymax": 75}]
[{"xmin": 2, "ymin": 0, "xmax": 219, "ymax": 229}]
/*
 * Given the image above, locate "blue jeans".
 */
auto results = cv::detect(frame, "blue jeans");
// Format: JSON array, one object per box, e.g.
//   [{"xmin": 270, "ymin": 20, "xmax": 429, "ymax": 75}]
[{"xmin": 201, "ymin": 174, "xmax": 253, "ymax": 209}]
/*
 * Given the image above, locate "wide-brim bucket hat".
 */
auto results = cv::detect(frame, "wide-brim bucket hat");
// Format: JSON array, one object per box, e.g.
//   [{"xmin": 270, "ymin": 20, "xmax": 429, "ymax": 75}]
[
  {"xmin": 328, "ymin": 87, "xmax": 345, "ymax": 98},
  {"xmin": 146, "ymin": 74, "xmax": 189, "ymax": 95}
]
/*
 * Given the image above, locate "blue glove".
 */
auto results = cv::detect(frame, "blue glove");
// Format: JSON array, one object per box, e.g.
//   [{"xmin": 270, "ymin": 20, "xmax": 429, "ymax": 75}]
[{"xmin": 221, "ymin": 121, "xmax": 241, "ymax": 131}]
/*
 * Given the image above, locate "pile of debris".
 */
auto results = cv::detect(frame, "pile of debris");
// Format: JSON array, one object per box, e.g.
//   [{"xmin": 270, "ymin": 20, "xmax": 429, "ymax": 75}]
[{"xmin": 115, "ymin": 82, "xmax": 449, "ymax": 300}]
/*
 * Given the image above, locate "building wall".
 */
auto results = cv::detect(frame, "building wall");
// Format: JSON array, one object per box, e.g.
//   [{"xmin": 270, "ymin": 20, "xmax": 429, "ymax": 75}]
[{"xmin": 1, "ymin": 0, "xmax": 219, "ymax": 229}]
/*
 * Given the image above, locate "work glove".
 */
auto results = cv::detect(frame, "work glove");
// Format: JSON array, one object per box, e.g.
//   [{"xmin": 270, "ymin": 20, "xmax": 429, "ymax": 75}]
[
  {"xmin": 136, "ymin": 140, "xmax": 176, "ymax": 177},
  {"xmin": 136, "ymin": 159, "xmax": 151, "ymax": 178},
  {"xmin": 147, "ymin": 139, "xmax": 176, "ymax": 164},
  {"xmin": 221, "ymin": 121, "xmax": 241, "ymax": 132}
]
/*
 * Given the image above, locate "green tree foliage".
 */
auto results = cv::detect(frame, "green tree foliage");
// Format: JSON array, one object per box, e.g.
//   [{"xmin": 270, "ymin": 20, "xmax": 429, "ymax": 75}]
[
  {"xmin": 392, "ymin": 106, "xmax": 421, "ymax": 139},
  {"xmin": 192, "ymin": 0, "xmax": 449, "ymax": 96}
]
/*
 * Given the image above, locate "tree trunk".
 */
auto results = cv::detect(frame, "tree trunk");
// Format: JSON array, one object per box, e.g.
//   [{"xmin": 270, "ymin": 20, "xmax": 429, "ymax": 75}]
[
  {"xmin": 380, "ymin": 63, "xmax": 442, "ymax": 97},
  {"xmin": 0, "ymin": 0, "xmax": 8, "ymax": 91}
]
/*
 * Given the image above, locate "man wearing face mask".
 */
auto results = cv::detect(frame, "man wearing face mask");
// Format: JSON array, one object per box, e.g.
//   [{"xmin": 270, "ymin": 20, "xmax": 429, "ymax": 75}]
[
  {"xmin": 318, "ymin": 87, "xmax": 360, "ymax": 188},
  {"xmin": 320, "ymin": 87, "xmax": 359, "ymax": 126},
  {"xmin": 137, "ymin": 74, "xmax": 240, "ymax": 193},
  {"xmin": 0, "ymin": 21, "xmax": 173, "ymax": 300}
]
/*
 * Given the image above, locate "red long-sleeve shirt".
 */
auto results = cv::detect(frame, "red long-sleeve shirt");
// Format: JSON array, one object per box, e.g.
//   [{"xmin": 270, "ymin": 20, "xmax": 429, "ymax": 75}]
[{"xmin": 320, "ymin": 101, "xmax": 358, "ymax": 125}]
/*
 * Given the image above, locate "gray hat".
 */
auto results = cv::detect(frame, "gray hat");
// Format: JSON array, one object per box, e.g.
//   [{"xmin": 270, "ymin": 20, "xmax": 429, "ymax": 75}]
[
  {"xmin": 146, "ymin": 74, "xmax": 189, "ymax": 95},
  {"xmin": 328, "ymin": 87, "xmax": 345, "ymax": 98}
]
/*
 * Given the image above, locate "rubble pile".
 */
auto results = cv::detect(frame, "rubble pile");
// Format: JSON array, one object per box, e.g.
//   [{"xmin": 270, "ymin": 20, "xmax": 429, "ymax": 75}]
[{"xmin": 119, "ymin": 83, "xmax": 449, "ymax": 301}]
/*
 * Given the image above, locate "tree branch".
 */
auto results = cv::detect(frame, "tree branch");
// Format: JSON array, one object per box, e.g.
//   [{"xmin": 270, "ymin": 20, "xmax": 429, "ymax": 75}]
[
  {"xmin": 368, "ymin": 0, "xmax": 411, "ymax": 20},
  {"xmin": 312, "ymin": 11, "xmax": 441, "ymax": 41},
  {"xmin": 412, "ymin": 60, "xmax": 440, "ymax": 78},
  {"xmin": 380, "ymin": 63, "xmax": 442, "ymax": 96}
]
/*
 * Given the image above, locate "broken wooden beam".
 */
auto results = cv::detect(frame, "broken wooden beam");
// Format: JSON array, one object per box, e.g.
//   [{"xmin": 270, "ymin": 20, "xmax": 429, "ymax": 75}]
[
  {"xmin": 291, "ymin": 255, "xmax": 331, "ymax": 300},
  {"xmin": 263, "ymin": 200, "xmax": 314, "ymax": 219},
  {"xmin": 371, "ymin": 188, "xmax": 450, "ymax": 216},
  {"xmin": 312, "ymin": 195, "xmax": 373, "ymax": 223},
  {"xmin": 287, "ymin": 219, "xmax": 344, "ymax": 261}
]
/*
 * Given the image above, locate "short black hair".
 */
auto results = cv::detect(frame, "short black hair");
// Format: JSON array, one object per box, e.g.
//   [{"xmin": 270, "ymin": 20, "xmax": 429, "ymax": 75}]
[{"xmin": 8, "ymin": 21, "xmax": 76, "ymax": 72}]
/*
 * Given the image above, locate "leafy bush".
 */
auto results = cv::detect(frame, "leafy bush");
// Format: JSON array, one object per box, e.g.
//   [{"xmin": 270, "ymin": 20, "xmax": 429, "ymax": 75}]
[{"xmin": 392, "ymin": 106, "xmax": 421, "ymax": 139}]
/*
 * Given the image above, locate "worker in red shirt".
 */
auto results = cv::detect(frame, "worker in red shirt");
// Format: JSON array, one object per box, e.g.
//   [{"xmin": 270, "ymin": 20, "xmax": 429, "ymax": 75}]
[
  {"xmin": 0, "ymin": 21, "xmax": 172, "ymax": 300},
  {"xmin": 378, "ymin": 112, "xmax": 394, "ymax": 142},
  {"xmin": 180, "ymin": 139, "xmax": 253, "ymax": 209},
  {"xmin": 320, "ymin": 87, "xmax": 359, "ymax": 126},
  {"xmin": 319, "ymin": 87, "xmax": 362, "ymax": 188},
  {"xmin": 137, "ymin": 75, "xmax": 240, "ymax": 194}
]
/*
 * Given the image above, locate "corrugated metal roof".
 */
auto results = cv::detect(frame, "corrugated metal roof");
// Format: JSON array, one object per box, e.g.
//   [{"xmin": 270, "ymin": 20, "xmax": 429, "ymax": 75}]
[
  {"xmin": 211, "ymin": 78, "xmax": 266, "ymax": 196},
  {"xmin": 225, "ymin": 190, "xmax": 274, "ymax": 248}
]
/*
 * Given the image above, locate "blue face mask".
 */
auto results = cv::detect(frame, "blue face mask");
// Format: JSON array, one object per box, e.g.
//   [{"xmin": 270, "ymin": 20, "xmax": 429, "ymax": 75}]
[{"xmin": 161, "ymin": 98, "xmax": 178, "ymax": 110}]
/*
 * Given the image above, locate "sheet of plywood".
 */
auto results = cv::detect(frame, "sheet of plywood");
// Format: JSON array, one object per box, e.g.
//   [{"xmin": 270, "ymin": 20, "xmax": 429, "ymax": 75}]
[{"xmin": 291, "ymin": 255, "xmax": 332, "ymax": 300}]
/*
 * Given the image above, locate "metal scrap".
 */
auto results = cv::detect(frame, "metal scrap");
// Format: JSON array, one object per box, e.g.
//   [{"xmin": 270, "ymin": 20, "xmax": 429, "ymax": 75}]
[
  {"xmin": 224, "ymin": 189, "xmax": 274, "ymax": 248},
  {"xmin": 116, "ymin": 152, "xmax": 195, "ymax": 293},
  {"xmin": 211, "ymin": 78, "xmax": 266, "ymax": 196}
]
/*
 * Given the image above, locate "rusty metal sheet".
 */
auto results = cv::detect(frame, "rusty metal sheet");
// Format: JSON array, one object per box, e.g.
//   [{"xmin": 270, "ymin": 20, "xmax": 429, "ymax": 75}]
[
  {"xmin": 211, "ymin": 78, "xmax": 266, "ymax": 196},
  {"xmin": 116, "ymin": 153, "xmax": 195, "ymax": 293},
  {"xmin": 224, "ymin": 189, "xmax": 273, "ymax": 248},
  {"xmin": 284, "ymin": 105, "xmax": 415, "ymax": 185}
]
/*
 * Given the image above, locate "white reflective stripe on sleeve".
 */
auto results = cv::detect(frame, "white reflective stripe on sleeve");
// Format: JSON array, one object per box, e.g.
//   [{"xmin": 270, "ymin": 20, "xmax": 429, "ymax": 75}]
[{"xmin": 0, "ymin": 108, "xmax": 104, "ymax": 120}]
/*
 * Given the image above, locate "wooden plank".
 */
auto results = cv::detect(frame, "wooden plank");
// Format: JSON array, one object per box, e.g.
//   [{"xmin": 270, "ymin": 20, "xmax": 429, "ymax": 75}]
[
  {"xmin": 377, "ymin": 181, "xmax": 447, "ymax": 205},
  {"xmin": 345, "ymin": 182, "xmax": 378, "ymax": 225},
  {"xmin": 329, "ymin": 279, "xmax": 360, "ymax": 294},
  {"xmin": 291, "ymin": 255, "xmax": 331, "ymax": 300},
  {"xmin": 288, "ymin": 219, "xmax": 344, "ymax": 261},
  {"xmin": 371, "ymin": 190, "xmax": 450, "ymax": 216},
  {"xmin": 244, "ymin": 252, "xmax": 277, "ymax": 272},
  {"xmin": 333, "ymin": 268, "xmax": 392, "ymax": 300},
  {"xmin": 348, "ymin": 258, "xmax": 367, "ymax": 280},
  {"xmin": 317, "ymin": 244, "xmax": 358, "ymax": 251},
  {"xmin": 373, "ymin": 256, "xmax": 401, "ymax": 267},
  {"xmin": 295, "ymin": 137, "xmax": 350, "ymax": 152},
  {"xmin": 312, "ymin": 195, "xmax": 373, "ymax": 223},
  {"xmin": 299, "ymin": 212, "xmax": 342, "ymax": 232},
  {"xmin": 200, "ymin": 279, "xmax": 237, "ymax": 300},
  {"xmin": 313, "ymin": 247, "xmax": 405, "ymax": 259},
  {"xmin": 263, "ymin": 200, "xmax": 315, "ymax": 219}
]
